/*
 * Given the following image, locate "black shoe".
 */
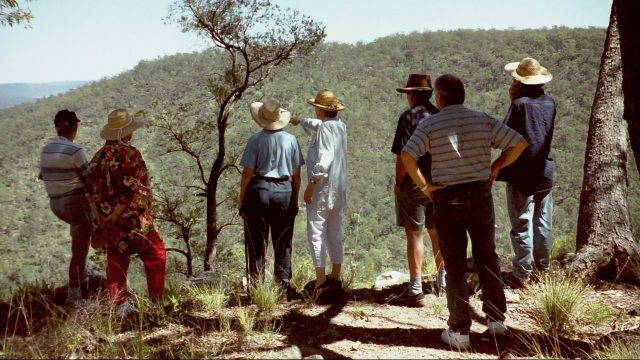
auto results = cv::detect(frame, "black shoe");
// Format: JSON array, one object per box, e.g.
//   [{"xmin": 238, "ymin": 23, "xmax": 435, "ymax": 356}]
[
  {"xmin": 388, "ymin": 288, "xmax": 428, "ymax": 307},
  {"xmin": 502, "ymin": 272, "xmax": 528, "ymax": 289}
]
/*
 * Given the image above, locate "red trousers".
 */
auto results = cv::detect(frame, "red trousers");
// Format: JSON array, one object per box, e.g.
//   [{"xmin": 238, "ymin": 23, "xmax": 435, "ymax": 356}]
[{"xmin": 106, "ymin": 228, "xmax": 166, "ymax": 304}]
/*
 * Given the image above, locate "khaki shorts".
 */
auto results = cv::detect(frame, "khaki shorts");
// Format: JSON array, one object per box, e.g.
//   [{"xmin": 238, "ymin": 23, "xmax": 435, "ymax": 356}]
[
  {"xmin": 395, "ymin": 179, "xmax": 434, "ymax": 230},
  {"xmin": 49, "ymin": 193, "xmax": 92, "ymax": 240}
]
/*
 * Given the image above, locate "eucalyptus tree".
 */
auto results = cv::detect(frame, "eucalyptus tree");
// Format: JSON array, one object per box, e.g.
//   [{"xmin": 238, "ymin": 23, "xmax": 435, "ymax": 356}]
[
  {"xmin": 166, "ymin": 0, "xmax": 325, "ymax": 270},
  {"xmin": 568, "ymin": 0, "xmax": 640, "ymax": 284}
]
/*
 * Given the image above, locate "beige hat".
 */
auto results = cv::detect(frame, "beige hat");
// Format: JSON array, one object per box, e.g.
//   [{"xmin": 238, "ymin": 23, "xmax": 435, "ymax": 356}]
[
  {"xmin": 307, "ymin": 89, "xmax": 345, "ymax": 111},
  {"xmin": 100, "ymin": 109, "xmax": 145, "ymax": 141},
  {"xmin": 504, "ymin": 57, "xmax": 552, "ymax": 85},
  {"xmin": 249, "ymin": 98, "xmax": 291, "ymax": 130}
]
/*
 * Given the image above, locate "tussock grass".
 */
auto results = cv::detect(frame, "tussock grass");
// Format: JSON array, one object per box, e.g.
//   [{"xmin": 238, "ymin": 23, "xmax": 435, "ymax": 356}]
[
  {"xmin": 522, "ymin": 274, "xmax": 587, "ymax": 335},
  {"xmin": 594, "ymin": 337, "xmax": 640, "ymax": 359},
  {"xmin": 290, "ymin": 258, "xmax": 314, "ymax": 293},
  {"xmin": 249, "ymin": 275, "xmax": 282, "ymax": 313},
  {"xmin": 237, "ymin": 307, "xmax": 256, "ymax": 335},
  {"xmin": 189, "ymin": 285, "xmax": 228, "ymax": 311}
]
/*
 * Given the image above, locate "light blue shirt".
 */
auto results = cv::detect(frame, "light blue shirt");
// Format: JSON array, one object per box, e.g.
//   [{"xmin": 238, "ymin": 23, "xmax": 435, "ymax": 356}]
[
  {"xmin": 239, "ymin": 129, "xmax": 304, "ymax": 178},
  {"xmin": 301, "ymin": 117, "xmax": 348, "ymax": 210}
]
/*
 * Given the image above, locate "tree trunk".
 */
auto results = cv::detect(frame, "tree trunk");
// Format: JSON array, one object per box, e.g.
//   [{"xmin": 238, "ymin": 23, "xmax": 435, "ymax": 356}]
[
  {"xmin": 204, "ymin": 180, "xmax": 218, "ymax": 271},
  {"xmin": 617, "ymin": 0, "xmax": 640, "ymax": 177},
  {"xmin": 567, "ymin": 1, "xmax": 640, "ymax": 284}
]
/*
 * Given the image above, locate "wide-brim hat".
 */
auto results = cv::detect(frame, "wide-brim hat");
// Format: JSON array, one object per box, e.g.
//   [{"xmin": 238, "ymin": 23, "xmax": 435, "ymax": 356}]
[
  {"xmin": 396, "ymin": 74, "xmax": 433, "ymax": 93},
  {"xmin": 505, "ymin": 57, "xmax": 552, "ymax": 85},
  {"xmin": 307, "ymin": 89, "xmax": 345, "ymax": 111},
  {"xmin": 100, "ymin": 109, "xmax": 145, "ymax": 141},
  {"xmin": 249, "ymin": 97, "xmax": 291, "ymax": 130}
]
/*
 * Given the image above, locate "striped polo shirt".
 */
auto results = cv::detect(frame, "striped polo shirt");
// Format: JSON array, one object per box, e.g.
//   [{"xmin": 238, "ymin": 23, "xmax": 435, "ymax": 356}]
[
  {"xmin": 39, "ymin": 136, "xmax": 89, "ymax": 198},
  {"xmin": 403, "ymin": 104, "xmax": 523, "ymax": 185}
]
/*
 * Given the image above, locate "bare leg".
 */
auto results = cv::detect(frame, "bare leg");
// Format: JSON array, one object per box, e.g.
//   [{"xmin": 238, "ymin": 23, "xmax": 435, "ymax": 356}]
[{"xmin": 405, "ymin": 228, "xmax": 424, "ymax": 278}]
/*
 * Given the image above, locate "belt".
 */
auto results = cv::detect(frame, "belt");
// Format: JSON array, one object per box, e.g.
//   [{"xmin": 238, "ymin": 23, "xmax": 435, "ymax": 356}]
[
  {"xmin": 440, "ymin": 180, "xmax": 487, "ymax": 190},
  {"xmin": 253, "ymin": 174, "xmax": 291, "ymax": 183}
]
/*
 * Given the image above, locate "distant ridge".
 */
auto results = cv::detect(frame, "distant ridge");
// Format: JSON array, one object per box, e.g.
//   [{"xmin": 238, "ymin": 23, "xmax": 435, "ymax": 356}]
[{"xmin": 0, "ymin": 80, "xmax": 92, "ymax": 109}]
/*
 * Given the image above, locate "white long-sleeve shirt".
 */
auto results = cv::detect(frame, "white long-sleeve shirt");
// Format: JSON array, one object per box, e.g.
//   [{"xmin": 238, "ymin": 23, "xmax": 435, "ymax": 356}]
[{"xmin": 301, "ymin": 117, "xmax": 347, "ymax": 210}]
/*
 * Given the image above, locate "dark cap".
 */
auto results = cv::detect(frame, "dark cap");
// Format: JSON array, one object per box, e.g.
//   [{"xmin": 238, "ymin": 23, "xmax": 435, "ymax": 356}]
[{"xmin": 54, "ymin": 109, "xmax": 80, "ymax": 130}]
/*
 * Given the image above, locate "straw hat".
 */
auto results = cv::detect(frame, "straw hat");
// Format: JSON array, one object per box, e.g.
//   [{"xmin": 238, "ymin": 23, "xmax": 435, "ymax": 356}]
[
  {"xmin": 100, "ymin": 109, "xmax": 145, "ymax": 141},
  {"xmin": 504, "ymin": 57, "xmax": 553, "ymax": 85},
  {"xmin": 396, "ymin": 74, "xmax": 433, "ymax": 93},
  {"xmin": 249, "ymin": 98, "xmax": 291, "ymax": 130},
  {"xmin": 307, "ymin": 89, "xmax": 345, "ymax": 111}
]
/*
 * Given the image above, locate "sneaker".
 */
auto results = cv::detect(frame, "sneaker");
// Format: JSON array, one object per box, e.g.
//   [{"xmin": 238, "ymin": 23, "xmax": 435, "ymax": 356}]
[
  {"xmin": 487, "ymin": 320, "xmax": 506, "ymax": 336},
  {"xmin": 388, "ymin": 288, "xmax": 428, "ymax": 308},
  {"xmin": 115, "ymin": 301, "xmax": 138, "ymax": 317},
  {"xmin": 440, "ymin": 328, "xmax": 470, "ymax": 350}
]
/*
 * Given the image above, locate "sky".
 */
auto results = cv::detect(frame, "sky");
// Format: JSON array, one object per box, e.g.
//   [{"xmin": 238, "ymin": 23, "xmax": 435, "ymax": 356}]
[{"xmin": 0, "ymin": 0, "xmax": 612, "ymax": 84}]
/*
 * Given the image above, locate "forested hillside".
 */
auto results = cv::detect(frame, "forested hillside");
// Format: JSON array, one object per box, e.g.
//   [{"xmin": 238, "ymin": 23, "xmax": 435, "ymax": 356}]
[{"xmin": 1, "ymin": 27, "xmax": 638, "ymax": 296}]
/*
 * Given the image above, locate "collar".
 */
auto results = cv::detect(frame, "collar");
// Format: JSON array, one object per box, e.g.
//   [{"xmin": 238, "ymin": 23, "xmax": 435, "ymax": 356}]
[
  {"xmin": 54, "ymin": 135, "xmax": 73, "ymax": 143},
  {"xmin": 440, "ymin": 104, "xmax": 465, "ymax": 112}
]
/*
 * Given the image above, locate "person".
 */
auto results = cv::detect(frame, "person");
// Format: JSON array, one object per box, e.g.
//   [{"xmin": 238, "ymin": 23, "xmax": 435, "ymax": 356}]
[
  {"xmin": 39, "ymin": 109, "xmax": 95, "ymax": 307},
  {"xmin": 290, "ymin": 89, "xmax": 347, "ymax": 298},
  {"xmin": 85, "ymin": 108, "xmax": 166, "ymax": 317},
  {"xmin": 497, "ymin": 57, "xmax": 556, "ymax": 288},
  {"xmin": 389, "ymin": 74, "xmax": 446, "ymax": 307},
  {"xmin": 239, "ymin": 97, "xmax": 304, "ymax": 301},
  {"xmin": 401, "ymin": 74, "xmax": 528, "ymax": 349}
]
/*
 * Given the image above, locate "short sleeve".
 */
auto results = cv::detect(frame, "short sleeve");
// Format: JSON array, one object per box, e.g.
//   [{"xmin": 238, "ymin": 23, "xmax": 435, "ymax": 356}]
[{"xmin": 239, "ymin": 135, "xmax": 258, "ymax": 169}]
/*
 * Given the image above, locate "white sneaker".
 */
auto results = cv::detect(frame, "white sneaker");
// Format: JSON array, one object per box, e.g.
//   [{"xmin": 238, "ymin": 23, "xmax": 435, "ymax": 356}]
[
  {"xmin": 487, "ymin": 320, "xmax": 506, "ymax": 336},
  {"xmin": 115, "ymin": 301, "xmax": 138, "ymax": 317},
  {"xmin": 440, "ymin": 328, "xmax": 470, "ymax": 350}
]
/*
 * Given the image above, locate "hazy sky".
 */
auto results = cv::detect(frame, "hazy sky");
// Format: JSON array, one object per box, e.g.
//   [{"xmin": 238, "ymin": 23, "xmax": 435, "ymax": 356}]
[{"xmin": 0, "ymin": 0, "xmax": 611, "ymax": 84}]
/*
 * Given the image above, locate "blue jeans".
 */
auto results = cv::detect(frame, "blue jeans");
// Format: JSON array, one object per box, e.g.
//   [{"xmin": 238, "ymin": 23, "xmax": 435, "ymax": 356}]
[
  {"xmin": 433, "ymin": 181, "xmax": 506, "ymax": 332},
  {"xmin": 506, "ymin": 183, "xmax": 553, "ymax": 280}
]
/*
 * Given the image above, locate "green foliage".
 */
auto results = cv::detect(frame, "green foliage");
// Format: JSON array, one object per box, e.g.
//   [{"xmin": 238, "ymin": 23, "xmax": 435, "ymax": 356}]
[
  {"xmin": 189, "ymin": 285, "xmax": 228, "ymax": 311},
  {"xmin": 551, "ymin": 233, "xmax": 576, "ymax": 259},
  {"xmin": 581, "ymin": 302, "xmax": 614, "ymax": 325},
  {"xmin": 0, "ymin": 0, "xmax": 33, "ymax": 28}
]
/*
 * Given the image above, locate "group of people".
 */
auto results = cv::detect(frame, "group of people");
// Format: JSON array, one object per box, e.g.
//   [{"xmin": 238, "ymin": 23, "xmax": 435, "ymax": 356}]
[
  {"xmin": 40, "ymin": 108, "xmax": 166, "ymax": 317},
  {"xmin": 40, "ymin": 55, "xmax": 556, "ymax": 348},
  {"xmin": 239, "ymin": 56, "xmax": 556, "ymax": 349}
]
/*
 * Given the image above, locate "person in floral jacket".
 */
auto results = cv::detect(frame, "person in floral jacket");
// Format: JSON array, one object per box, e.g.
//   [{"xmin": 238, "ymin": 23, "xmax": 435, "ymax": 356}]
[{"xmin": 85, "ymin": 108, "xmax": 166, "ymax": 317}]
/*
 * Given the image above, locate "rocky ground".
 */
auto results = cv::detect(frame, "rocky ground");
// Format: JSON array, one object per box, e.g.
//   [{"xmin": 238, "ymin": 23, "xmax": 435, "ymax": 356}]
[{"xmin": 1, "ymin": 274, "xmax": 639, "ymax": 359}]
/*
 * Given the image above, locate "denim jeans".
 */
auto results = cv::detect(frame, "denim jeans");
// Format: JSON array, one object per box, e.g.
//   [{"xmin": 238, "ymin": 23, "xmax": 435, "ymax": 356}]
[
  {"xmin": 506, "ymin": 183, "xmax": 553, "ymax": 280},
  {"xmin": 433, "ymin": 181, "xmax": 506, "ymax": 332},
  {"xmin": 242, "ymin": 179, "xmax": 295, "ymax": 287}
]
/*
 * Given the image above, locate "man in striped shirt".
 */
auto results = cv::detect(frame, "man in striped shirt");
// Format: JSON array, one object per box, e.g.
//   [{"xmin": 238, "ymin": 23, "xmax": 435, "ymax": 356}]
[
  {"xmin": 39, "ymin": 109, "xmax": 93, "ymax": 307},
  {"xmin": 401, "ymin": 74, "xmax": 528, "ymax": 350}
]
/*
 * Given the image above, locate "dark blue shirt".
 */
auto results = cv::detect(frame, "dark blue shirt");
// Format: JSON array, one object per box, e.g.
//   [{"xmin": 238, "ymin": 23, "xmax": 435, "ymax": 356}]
[{"xmin": 497, "ymin": 92, "xmax": 556, "ymax": 195}]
